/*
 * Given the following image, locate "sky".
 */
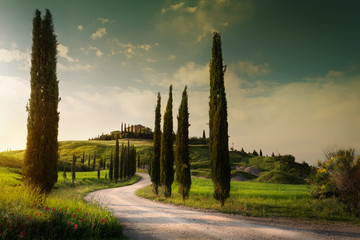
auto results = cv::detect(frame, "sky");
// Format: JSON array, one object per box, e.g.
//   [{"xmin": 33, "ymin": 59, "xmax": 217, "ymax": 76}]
[{"xmin": 0, "ymin": 0, "xmax": 359, "ymax": 165}]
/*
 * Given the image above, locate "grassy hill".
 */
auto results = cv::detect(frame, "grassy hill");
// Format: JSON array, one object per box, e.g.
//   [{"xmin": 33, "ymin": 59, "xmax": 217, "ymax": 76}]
[{"xmin": 0, "ymin": 139, "xmax": 312, "ymax": 184}]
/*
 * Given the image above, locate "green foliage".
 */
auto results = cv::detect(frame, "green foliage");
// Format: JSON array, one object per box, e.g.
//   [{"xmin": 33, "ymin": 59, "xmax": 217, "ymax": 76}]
[
  {"xmin": 151, "ymin": 92, "xmax": 161, "ymax": 195},
  {"xmin": 311, "ymin": 148, "xmax": 360, "ymax": 215},
  {"xmin": 209, "ymin": 32, "xmax": 230, "ymax": 206},
  {"xmin": 257, "ymin": 170, "xmax": 307, "ymax": 185},
  {"xmin": 175, "ymin": 86, "xmax": 191, "ymax": 200},
  {"xmin": 23, "ymin": 9, "xmax": 59, "ymax": 194},
  {"xmin": 231, "ymin": 170, "xmax": 257, "ymax": 181},
  {"xmin": 160, "ymin": 85, "xmax": 174, "ymax": 198}
]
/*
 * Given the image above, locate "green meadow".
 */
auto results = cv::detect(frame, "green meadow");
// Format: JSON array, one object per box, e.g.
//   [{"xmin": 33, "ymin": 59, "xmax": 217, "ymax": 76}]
[
  {"xmin": 0, "ymin": 166, "xmax": 138, "ymax": 239},
  {"xmin": 136, "ymin": 177, "xmax": 360, "ymax": 224}
]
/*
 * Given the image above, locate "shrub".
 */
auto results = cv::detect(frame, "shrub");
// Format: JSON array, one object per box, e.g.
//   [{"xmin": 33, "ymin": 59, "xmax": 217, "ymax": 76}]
[
  {"xmin": 257, "ymin": 170, "xmax": 307, "ymax": 185},
  {"xmin": 311, "ymin": 148, "xmax": 360, "ymax": 214}
]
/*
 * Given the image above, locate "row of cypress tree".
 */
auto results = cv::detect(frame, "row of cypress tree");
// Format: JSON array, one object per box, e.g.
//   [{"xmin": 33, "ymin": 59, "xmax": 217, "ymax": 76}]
[
  {"xmin": 109, "ymin": 138, "xmax": 137, "ymax": 182},
  {"xmin": 150, "ymin": 32, "xmax": 230, "ymax": 206},
  {"xmin": 150, "ymin": 85, "xmax": 191, "ymax": 200}
]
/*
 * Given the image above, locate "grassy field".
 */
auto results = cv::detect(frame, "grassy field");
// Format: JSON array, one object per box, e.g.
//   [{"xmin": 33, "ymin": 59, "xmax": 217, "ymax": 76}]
[
  {"xmin": 0, "ymin": 166, "xmax": 139, "ymax": 239},
  {"xmin": 136, "ymin": 177, "xmax": 360, "ymax": 225}
]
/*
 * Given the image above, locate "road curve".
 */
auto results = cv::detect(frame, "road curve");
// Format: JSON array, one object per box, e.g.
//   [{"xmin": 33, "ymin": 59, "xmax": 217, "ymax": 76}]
[{"xmin": 85, "ymin": 173, "xmax": 360, "ymax": 240}]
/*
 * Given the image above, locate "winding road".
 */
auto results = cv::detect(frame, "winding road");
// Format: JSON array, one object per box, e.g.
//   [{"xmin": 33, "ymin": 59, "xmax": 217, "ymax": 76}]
[{"xmin": 85, "ymin": 173, "xmax": 360, "ymax": 240}]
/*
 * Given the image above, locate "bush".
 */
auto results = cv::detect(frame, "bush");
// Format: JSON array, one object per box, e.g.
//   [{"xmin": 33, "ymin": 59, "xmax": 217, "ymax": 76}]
[
  {"xmin": 257, "ymin": 170, "xmax": 307, "ymax": 185},
  {"xmin": 311, "ymin": 148, "xmax": 360, "ymax": 215}
]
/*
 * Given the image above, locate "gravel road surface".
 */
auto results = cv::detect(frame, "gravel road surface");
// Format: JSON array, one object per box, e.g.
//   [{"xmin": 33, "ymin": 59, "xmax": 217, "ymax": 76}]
[{"xmin": 85, "ymin": 173, "xmax": 360, "ymax": 240}]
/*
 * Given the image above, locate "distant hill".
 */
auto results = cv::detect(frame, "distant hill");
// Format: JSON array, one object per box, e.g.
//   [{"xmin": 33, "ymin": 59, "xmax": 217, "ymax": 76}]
[{"xmin": 0, "ymin": 140, "xmax": 312, "ymax": 184}]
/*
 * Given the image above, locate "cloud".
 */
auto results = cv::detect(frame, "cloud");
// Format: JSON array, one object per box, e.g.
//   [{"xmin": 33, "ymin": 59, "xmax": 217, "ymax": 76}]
[
  {"xmin": 325, "ymin": 70, "xmax": 344, "ymax": 78},
  {"xmin": 89, "ymin": 46, "xmax": 104, "ymax": 57},
  {"xmin": 110, "ymin": 39, "xmax": 158, "ymax": 59},
  {"xmin": 157, "ymin": 0, "xmax": 255, "ymax": 42},
  {"xmin": 161, "ymin": 2, "xmax": 186, "ymax": 14},
  {"xmin": 0, "ymin": 48, "xmax": 28, "ymax": 63},
  {"xmin": 146, "ymin": 58, "xmax": 157, "ymax": 63},
  {"xmin": 59, "ymin": 87, "xmax": 157, "ymax": 141},
  {"xmin": 57, "ymin": 44, "xmax": 79, "ymax": 63},
  {"xmin": 0, "ymin": 47, "xmax": 30, "ymax": 70},
  {"xmin": 234, "ymin": 61, "xmax": 271, "ymax": 77},
  {"xmin": 98, "ymin": 17, "xmax": 115, "ymax": 25},
  {"xmin": 58, "ymin": 63, "xmax": 92, "ymax": 72},
  {"xmin": 91, "ymin": 27, "xmax": 107, "ymax": 40},
  {"xmin": 78, "ymin": 25, "xmax": 83, "ymax": 31},
  {"xmin": 151, "ymin": 61, "xmax": 208, "ymax": 89},
  {"xmin": 165, "ymin": 55, "xmax": 176, "ymax": 60},
  {"xmin": 0, "ymin": 75, "xmax": 29, "ymax": 151}
]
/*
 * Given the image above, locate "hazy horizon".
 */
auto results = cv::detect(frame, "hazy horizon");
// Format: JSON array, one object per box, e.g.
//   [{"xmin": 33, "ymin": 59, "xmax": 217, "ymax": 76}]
[{"xmin": 1, "ymin": 0, "xmax": 360, "ymax": 165}]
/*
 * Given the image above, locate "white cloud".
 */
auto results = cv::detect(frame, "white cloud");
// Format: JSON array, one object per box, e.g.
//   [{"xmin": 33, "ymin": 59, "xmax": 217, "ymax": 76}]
[
  {"xmin": 234, "ymin": 61, "xmax": 271, "ymax": 77},
  {"xmin": 157, "ymin": 0, "xmax": 255, "ymax": 42},
  {"xmin": 0, "ymin": 47, "xmax": 30, "ymax": 70},
  {"xmin": 165, "ymin": 55, "xmax": 176, "ymax": 60},
  {"xmin": 0, "ymin": 48, "xmax": 28, "ymax": 63},
  {"xmin": 110, "ymin": 39, "xmax": 157, "ymax": 59},
  {"xmin": 161, "ymin": 2, "xmax": 186, "ymax": 14},
  {"xmin": 57, "ymin": 44, "xmax": 79, "ymax": 63},
  {"xmin": 98, "ymin": 17, "xmax": 115, "ymax": 25},
  {"xmin": 0, "ymin": 75, "xmax": 29, "ymax": 151},
  {"xmin": 78, "ymin": 25, "xmax": 83, "ymax": 31},
  {"xmin": 146, "ymin": 58, "xmax": 157, "ymax": 62},
  {"xmin": 91, "ymin": 27, "xmax": 107, "ymax": 40},
  {"xmin": 152, "ymin": 61, "xmax": 208, "ymax": 88},
  {"xmin": 142, "ymin": 67, "xmax": 154, "ymax": 72},
  {"xmin": 89, "ymin": 46, "xmax": 104, "ymax": 57},
  {"xmin": 58, "ymin": 63, "xmax": 92, "ymax": 72}
]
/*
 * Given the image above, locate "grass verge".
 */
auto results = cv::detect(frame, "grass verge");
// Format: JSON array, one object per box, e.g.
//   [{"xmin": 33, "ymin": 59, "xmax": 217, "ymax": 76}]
[
  {"xmin": 136, "ymin": 176, "xmax": 360, "ymax": 225},
  {"xmin": 0, "ymin": 167, "xmax": 139, "ymax": 239}
]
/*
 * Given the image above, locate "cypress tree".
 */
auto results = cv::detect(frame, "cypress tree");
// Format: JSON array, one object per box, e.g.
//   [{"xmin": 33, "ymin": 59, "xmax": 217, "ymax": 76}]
[
  {"xmin": 202, "ymin": 129, "xmax": 206, "ymax": 139},
  {"xmin": 81, "ymin": 152, "xmax": 85, "ymax": 164},
  {"xmin": 120, "ymin": 144, "xmax": 124, "ymax": 179},
  {"xmin": 62, "ymin": 163, "xmax": 67, "ymax": 184},
  {"xmin": 209, "ymin": 32, "xmax": 230, "ymax": 207},
  {"xmin": 151, "ymin": 93, "xmax": 161, "ymax": 195},
  {"xmin": 114, "ymin": 137, "xmax": 120, "ymax": 182},
  {"xmin": 71, "ymin": 153, "xmax": 76, "ymax": 186},
  {"xmin": 23, "ymin": 9, "xmax": 59, "ymax": 194},
  {"xmin": 92, "ymin": 153, "xmax": 96, "ymax": 169},
  {"xmin": 88, "ymin": 153, "xmax": 91, "ymax": 168},
  {"xmin": 260, "ymin": 149, "xmax": 263, "ymax": 157},
  {"xmin": 109, "ymin": 151, "xmax": 113, "ymax": 181},
  {"xmin": 160, "ymin": 85, "xmax": 174, "ymax": 198},
  {"xmin": 176, "ymin": 86, "xmax": 191, "ymax": 200}
]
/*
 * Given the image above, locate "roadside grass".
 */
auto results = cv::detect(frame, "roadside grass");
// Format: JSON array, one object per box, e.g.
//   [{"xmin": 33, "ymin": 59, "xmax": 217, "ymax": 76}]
[
  {"xmin": 136, "ymin": 176, "xmax": 360, "ymax": 225},
  {"xmin": 0, "ymin": 167, "xmax": 139, "ymax": 239}
]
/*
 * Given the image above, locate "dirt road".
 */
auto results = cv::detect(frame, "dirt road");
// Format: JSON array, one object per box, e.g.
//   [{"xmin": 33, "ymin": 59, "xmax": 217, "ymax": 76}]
[{"xmin": 85, "ymin": 173, "xmax": 360, "ymax": 240}]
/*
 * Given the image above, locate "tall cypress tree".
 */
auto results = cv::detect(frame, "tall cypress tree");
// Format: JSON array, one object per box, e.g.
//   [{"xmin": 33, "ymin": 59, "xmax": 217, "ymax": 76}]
[
  {"xmin": 176, "ymin": 86, "xmax": 191, "ymax": 200},
  {"xmin": 209, "ymin": 32, "xmax": 230, "ymax": 207},
  {"xmin": 23, "ymin": 9, "xmax": 59, "ymax": 193},
  {"xmin": 160, "ymin": 85, "xmax": 174, "ymax": 198},
  {"xmin": 109, "ymin": 151, "xmax": 113, "ymax": 181},
  {"xmin": 114, "ymin": 137, "xmax": 120, "ymax": 182},
  {"xmin": 151, "ymin": 93, "xmax": 161, "ymax": 195}
]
